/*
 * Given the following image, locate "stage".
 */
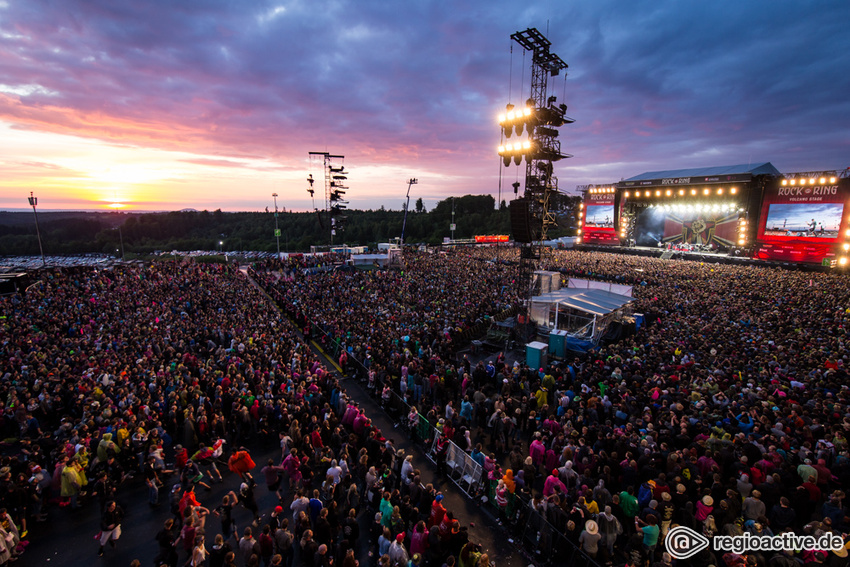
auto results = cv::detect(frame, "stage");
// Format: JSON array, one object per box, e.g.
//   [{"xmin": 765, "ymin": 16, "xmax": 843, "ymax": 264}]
[{"xmin": 574, "ymin": 243, "xmax": 835, "ymax": 271}]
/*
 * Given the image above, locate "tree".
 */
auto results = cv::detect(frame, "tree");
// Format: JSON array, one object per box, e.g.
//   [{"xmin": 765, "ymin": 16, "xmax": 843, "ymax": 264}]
[{"xmin": 415, "ymin": 198, "xmax": 425, "ymax": 213}]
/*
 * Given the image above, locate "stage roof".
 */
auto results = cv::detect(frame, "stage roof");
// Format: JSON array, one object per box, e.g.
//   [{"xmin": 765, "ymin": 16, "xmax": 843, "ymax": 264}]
[
  {"xmin": 531, "ymin": 288, "xmax": 633, "ymax": 317},
  {"xmin": 625, "ymin": 163, "xmax": 781, "ymax": 181}
]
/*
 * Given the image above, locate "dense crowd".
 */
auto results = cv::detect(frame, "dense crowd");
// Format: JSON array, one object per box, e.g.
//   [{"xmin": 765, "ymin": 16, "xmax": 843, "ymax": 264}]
[
  {"xmin": 1, "ymin": 247, "xmax": 850, "ymax": 567},
  {"xmin": 0, "ymin": 260, "xmax": 496, "ymax": 567},
  {"xmin": 253, "ymin": 249, "xmax": 850, "ymax": 567}
]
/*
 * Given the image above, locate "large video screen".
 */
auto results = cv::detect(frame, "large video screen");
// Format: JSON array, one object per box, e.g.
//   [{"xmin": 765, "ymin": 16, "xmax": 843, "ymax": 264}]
[
  {"xmin": 585, "ymin": 204, "xmax": 615, "ymax": 228},
  {"xmin": 762, "ymin": 203, "xmax": 843, "ymax": 240}
]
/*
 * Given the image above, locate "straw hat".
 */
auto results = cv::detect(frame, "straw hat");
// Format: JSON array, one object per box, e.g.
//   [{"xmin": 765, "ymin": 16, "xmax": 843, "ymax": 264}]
[
  {"xmin": 585, "ymin": 520, "xmax": 598, "ymax": 535},
  {"xmin": 702, "ymin": 495, "xmax": 714, "ymax": 507},
  {"xmin": 662, "ymin": 492, "xmax": 672, "ymax": 501}
]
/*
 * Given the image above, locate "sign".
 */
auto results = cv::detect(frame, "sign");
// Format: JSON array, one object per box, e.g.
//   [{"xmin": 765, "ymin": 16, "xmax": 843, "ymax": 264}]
[
  {"xmin": 274, "ymin": 229, "xmax": 281, "ymax": 237},
  {"xmin": 450, "ymin": 223, "xmax": 456, "ymax": 231},
  {"xmin": 617, "ymin": 173, "xmax": 752, "ymax": 188},
  {"xmin": 474, "ymin": 235, "xmax": 509, "ymax": 243},
  {"xmin": 755, "ymin": 178, "xmax": 850, "ymax": 264}
]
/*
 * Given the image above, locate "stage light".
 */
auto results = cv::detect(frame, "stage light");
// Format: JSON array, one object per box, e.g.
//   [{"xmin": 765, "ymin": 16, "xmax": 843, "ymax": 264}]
[
  {"xmin": 830, "ymin": 177, "xmax": 838, "ymax": 183},
  {"xmin": 717, "ymin": 188, "xmax": 724, "ymax": 195},
  {"xmin": 665, "ymin": 189, "xmax": 672, "ymax": 196},
  {"xmin": 738, "ymin": 239, "xmax": 745, "ymax": 245},
  {"xmin": 576, "ymin": 237, "xmax": 582, "ymax": 244},
  {"xmin": 781, "ymin": 179, "xmax": 788, "ymax": 186},
  {"xmin": 578, "ymin": 220, "xmax": 583, "ymax": 226},
  {"xmin": 809, "ymin": 178, "xmax": 816, "ymax": 185},
  {"xmin": 703, "ymin": 188, "xmax": 710, "ymax": 195},
  {"xmin": 712, "ymin": 204, "xmax": 719, "ymax": 211},
  {"xmin": 844, "ymin": 243, "xmax": 850, "ymax": 251},
  {"xmin": 579, "ymin": 203, "xmax": 584, "ymax": 209},
  {"xmin": 679, "ymin": 189, "xmax": 685, "ymax": 196},
  {"xmin": 655, "ymin": 190, "xmax": 661, "ymax": 197},
  {"xmin": 625, "ymin": 191, "xmax": 630, "ymax": 198},
  {"xmin": 523, "ymin": 107, "xmax": 532, "ymax": 117},
  {"xmin": 841, "ymin": 257, "xmax": 848, "ymax": 266},
  {"xmin": 790, "ymin": 179, "xmax": 797, "ymax": 185},
  {"xmin": 731, "ymin": 187, "xmax": 738, "ymax": 194},
  {"xmin": 691, "ymin": 189, "xmax": 697, "ymax": 195},
  {"xmin": 845, "ymin": 229, "xmax": 850, "ymax": 237},
  {"xmin": 523, "ymin": 140, "xmax": 531, "ymax": 149},
  {"xmin": 820, "ymin": 177, "xmax": 826, "ymax": 184},
  {"xmin": 634, "ymin": 191, "xmax": 641, "ymax": 197},
  {"xmin": 498, "ymin": 145, "xmax": 505, "ymax": 153},
  {"xmin": 577, "ymin": 229, "xmax": 582, "ymax": 235}
]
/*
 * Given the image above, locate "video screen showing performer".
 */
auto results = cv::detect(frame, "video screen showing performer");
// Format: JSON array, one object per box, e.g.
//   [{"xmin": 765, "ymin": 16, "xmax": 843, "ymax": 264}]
[
  {"xmin": 585, "ymin": 204, "xmax": 615, "ymax": 228},
  {"xmin": 763, "ymin": 203, "xmax": 843, "ymax": 239}
]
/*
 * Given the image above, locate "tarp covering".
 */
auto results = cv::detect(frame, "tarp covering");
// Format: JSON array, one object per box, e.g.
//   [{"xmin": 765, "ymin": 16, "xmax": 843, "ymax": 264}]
[
  {"xmin": 567, "ymin": 278, "xmax": 633, "ymax": 297},
  {"xmin": 531, "ymin": 288, "xmax": 633, "ymax": 317}
]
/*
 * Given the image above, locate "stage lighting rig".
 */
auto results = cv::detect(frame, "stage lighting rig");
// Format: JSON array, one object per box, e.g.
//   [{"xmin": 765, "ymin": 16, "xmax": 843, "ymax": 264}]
[
  {"xmin": 500, "ymin": 27, "xmax": 573, "ymax": 313},
  {"xmin": 309, "ymin": 152, "xmax": 349, "ymax": 244}
]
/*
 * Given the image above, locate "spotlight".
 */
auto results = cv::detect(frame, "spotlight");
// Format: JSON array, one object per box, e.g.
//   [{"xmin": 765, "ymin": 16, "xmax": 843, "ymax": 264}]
[
  {"xmin": 731, "ymin": 187, "xmax": 738, "ymax": 194},
  {"xmin": 718, "ymin": 188, "xmax": 724, "ymax": 195},
  {"xmin": 691, "ymin": 189, "xmax": 697, "ymax": 195},
  {"xmin": 625, "ymin": 191, "xmax": 630, "ymax": 198},
  {"xmin": 790, "ymin": 179, "xmax": 797, "ymax": 185},
  {"xmin": 844, "ymin": 243, "xmax": 850, "ymax": 251},
  {"xmin": 830, "ymin": 177, "xmax": 837, "ymax": 183},
  {"xmin": 781, "ymin": 180, "xmax": 788, "ymax": 186},
  {"xmin": 678, "ymin": 189, "xmax": 685, "ymax": 196},
  {"xmin": 820, "ymin": 177, "xmax": 826, "ymax": 184},
  {"xmin": 665, "ymin": 189, "xmax": 672, "ymax": 196},
  {"xmin": 841, "ymin": 257, "xmax": 848, "ymax": 266},
  {"xmin": 703, "ymin": 188, "xmax": 710, "ymax": 195},
  {"xmin": 738, "ymin": 239, "xmax": 745, "ymax": 245},
  {"xmin": 809, "ymin": 178, "xmax": 816, "ymax": 185},
  {"xmin": 655, "ymin": 190, "xmax": 661, "ymax": 197}
]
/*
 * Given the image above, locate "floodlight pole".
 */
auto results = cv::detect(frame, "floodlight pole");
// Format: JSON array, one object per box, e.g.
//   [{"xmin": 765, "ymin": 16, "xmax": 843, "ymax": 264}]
[
  {"xmin": 272, "ymin": 192, "xmax": 281, "ymax": 257},
  {"xmin": 117, "ymin": 225, "xmax": 125, "ymax": 261},
  {"xmin": 28, "ymin": 192, "xmax": 46, "ymax": 267},
  {"xmin": 400, "ymin": 178, "xmax": 418, "ymax": 248}
]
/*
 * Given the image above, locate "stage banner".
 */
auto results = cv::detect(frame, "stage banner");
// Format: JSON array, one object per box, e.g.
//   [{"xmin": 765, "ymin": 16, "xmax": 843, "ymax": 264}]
[
  {"xmin": 661, "ymin": 211, "xmax": 738, "ymax": 247},
  {"xmin": 755, "ymin": 177, "xmax": 849, "ymax": 263}
]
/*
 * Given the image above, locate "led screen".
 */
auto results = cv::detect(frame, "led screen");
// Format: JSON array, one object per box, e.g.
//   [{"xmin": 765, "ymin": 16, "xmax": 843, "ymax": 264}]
[
  {"xmin": 585, "ymin": 205, "xmax": 615, "ymax": 227},
  {"xmin": 763, "ymin": 203, "xmax": 843, "ymax": 240}
]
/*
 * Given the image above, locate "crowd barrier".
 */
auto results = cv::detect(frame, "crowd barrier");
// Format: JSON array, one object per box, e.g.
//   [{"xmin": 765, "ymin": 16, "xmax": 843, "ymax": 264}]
[{"xmin": 255, "ymin": 270, "xmax": 604, "ymax": 567}]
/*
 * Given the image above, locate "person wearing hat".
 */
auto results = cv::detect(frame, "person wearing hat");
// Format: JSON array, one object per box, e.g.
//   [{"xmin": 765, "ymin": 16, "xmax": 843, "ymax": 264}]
[
  {"xmin": 579, "ymin": 519, "xmax": 601, "ymax": 559},
  {"xmin": 696, "ymin": 495, "xmax": 714, "ymax": 525},
  {"xmin": 388, "ymin": 532, "xmax": 410, "ymax": 567},
  {"xmin": 742, "ymin": 490, "xmax": 766, "ymax": 522},
  {"xmin": 658, "ymin": 491, "xmax": 675, "ymax": 539}
]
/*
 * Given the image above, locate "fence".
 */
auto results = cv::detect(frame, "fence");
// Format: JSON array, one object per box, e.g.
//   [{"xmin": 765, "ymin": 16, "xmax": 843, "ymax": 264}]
[{"xmin": 256, "ymin": 271, "xmax": 601, "ymax": 567}]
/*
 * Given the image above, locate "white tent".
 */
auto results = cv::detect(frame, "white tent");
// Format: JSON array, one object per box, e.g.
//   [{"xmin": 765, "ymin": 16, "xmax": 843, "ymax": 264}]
[{"xmin": 530, "ymin": 287, "xmax": 634, "ymax": 343}]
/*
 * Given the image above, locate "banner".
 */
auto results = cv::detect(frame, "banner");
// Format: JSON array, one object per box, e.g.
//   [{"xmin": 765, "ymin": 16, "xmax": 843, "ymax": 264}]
[{"xmin": 755, "ymin": 177, "xmax": 849, "ymax": 263}]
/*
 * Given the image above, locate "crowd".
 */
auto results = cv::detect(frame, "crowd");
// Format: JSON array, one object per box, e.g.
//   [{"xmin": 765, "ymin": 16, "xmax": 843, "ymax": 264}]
[
  {"xmin": 252, "ymin": 248, "xmax": 850, "ymax": 567},
  {"xmin": 0, "ymin": 260, "xmax": 495, "ymax": 567},
  {"xmin": 2, "ymin": 247, "xmax": 850, "ymax": 567}
]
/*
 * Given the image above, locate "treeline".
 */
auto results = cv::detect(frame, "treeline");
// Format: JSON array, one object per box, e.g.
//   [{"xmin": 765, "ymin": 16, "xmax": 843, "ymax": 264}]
[{"xmin": 0, "ymin": 194, "xmax": 580, "ymax": 255}]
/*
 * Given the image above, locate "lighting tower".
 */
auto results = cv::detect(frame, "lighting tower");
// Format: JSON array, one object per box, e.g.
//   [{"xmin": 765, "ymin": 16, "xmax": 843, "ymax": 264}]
[
  {"xmin": 28, "ymin": 192, "xmax": 46, "ymax": 267},
  {"xmin": 308, "ymin": 152, "xmax": 348, "ymax": 244},
  {"xmin": 498, "ymin": 27, "xmax": 573, "ymax": 317},
  {"xmin": 400, "ymin": 178, "xmax": 418, "ymax": 248},
  {"xmin": 272, "ymin": 193, "xmax": 282, "ymax": 257}
]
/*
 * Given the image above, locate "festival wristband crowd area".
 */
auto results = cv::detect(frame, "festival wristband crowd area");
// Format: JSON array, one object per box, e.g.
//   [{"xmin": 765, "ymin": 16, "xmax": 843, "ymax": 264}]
[{"xmin": 0, "ymin": 248, "xmax": 848, "ymax": 567}]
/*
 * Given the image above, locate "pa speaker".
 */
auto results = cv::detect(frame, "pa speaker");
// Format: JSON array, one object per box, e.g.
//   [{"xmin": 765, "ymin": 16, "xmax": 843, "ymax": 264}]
[{"xmin": 510, "ymin": 199, "xmax": 533, "ymax": 243}]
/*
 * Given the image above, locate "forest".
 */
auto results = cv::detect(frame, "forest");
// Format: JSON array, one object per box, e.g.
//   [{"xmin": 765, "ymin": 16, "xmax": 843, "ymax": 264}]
[{"xmin": 0, "ymin": 194, "xmax": 580, "ymax": 256}]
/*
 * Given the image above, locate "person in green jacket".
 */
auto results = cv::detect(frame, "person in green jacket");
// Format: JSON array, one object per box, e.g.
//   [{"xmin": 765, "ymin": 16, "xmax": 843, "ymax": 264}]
[{"xmin": 619, "ymin": 486, "xmax": 640, "ymax": 525}]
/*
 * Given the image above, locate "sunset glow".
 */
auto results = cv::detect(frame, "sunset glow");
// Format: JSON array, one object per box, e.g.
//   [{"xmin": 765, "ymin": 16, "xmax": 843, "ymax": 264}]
[{"xmin": 0, "ymin": 1, "xmax": 847, "ymax": 212}]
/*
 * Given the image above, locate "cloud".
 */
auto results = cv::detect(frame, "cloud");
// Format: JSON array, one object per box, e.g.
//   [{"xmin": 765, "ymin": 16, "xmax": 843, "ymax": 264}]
[{"xmin": 0, "ymin": 0, "xmax": 847, "ymax": 211}]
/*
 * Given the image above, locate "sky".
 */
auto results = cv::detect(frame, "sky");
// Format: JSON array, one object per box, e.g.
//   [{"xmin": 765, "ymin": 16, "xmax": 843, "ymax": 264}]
[{"xmin": 0, "ymin": 0, "xmax": 848, "ymax": 213}]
